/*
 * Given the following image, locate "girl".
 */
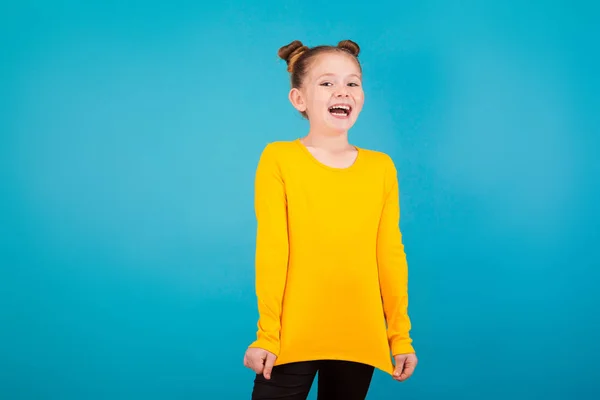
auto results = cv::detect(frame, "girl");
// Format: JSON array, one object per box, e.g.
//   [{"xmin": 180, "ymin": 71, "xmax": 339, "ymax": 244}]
[{"xmin": 243, "ymin": 39, "xmax": 418, "ymax": 400}]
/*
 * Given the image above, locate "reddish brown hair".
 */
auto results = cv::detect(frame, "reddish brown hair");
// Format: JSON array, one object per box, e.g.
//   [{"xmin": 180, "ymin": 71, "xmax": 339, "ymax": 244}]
[{"xmin": 277, "ymin": 40, "xmax": 361, "ymax": 118}]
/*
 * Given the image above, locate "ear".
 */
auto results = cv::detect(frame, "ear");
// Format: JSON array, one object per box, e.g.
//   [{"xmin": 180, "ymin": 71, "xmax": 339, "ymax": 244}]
[{"xmin": 288, "ymin": 88, "xmax": 307, "ymax": 113}]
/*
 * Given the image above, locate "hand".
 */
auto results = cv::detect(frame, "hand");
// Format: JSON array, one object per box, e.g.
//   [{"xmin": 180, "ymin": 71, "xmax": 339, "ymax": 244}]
[
  {"xmin": 392, "ymin": 353, "xmax": 418, "ymax": 382},
  {"xmin": 243, "ymin": 347, "xmax": 277, "ymax": 380}
]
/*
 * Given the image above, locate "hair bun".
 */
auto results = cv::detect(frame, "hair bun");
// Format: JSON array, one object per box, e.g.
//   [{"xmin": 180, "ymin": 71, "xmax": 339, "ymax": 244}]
[
  {"xmin": 278, "ymin": 40, "xmax": 309, "ymax": 72},
  {"xmin": 337, "ymin": 40, "xmax": 360, "ymax": 57}
]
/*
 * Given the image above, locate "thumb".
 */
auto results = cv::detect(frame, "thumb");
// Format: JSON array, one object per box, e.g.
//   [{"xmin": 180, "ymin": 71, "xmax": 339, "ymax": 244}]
[
  {"xmin": 393, "ymin": 356, "xmax": 406, "ymax": 379},
  {"xmin": 262, "ymin": 352, "xmax": 276, "ymax": 380}
]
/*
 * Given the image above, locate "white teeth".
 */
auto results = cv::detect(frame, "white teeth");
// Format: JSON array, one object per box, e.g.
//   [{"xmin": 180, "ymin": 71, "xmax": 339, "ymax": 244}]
[{"xmin": 330, "ymin": 105, "xmax": 350, "ymax": 110}]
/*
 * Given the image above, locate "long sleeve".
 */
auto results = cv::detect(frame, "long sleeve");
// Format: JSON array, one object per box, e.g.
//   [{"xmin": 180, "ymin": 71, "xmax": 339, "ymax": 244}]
[
  {"xmin": 376, "ymin": 156, "xmax": 415, "ymax": 356},
  {"xmin": 248, "ymin": 144, "xmax": 289, "ymax": 356}
]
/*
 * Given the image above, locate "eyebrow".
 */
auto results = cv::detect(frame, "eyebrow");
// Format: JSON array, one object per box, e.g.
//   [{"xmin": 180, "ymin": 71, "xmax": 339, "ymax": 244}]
[{"xmin": 317, "ymin": 73, "xmax": 362, "ymax": 80}]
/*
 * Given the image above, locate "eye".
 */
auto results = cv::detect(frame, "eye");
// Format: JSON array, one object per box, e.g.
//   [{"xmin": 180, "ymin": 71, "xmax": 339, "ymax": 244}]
[
  {"xmin": 348, "ymin": 82, "xmax": 360, "ymax": 87},
  {"xmin": 320, "ymin": 82, "xmax": 333, "ymax": 86}
]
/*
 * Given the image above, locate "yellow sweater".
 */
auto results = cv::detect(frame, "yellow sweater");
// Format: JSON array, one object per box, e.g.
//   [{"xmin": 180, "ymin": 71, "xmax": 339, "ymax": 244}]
[{"xmin": 249, "ymin": 139, "xmax": 414, "ymax": 375}]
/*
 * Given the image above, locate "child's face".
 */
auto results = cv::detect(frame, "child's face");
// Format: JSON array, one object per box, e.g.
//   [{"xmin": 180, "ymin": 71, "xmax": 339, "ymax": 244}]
[{"xmin": 290, "ymin": 52, "xmax": 364, "ymax": 134}]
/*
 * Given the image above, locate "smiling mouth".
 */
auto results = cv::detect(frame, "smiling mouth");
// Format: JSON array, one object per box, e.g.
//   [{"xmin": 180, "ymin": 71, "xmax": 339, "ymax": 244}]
[{"xmin": 328, "ymin": 104, "xmax": 352, "ymax": 118}]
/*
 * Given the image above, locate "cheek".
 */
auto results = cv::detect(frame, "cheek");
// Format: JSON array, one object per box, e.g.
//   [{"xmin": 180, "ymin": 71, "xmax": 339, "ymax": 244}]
[
  {"xmin": 353, "ymin": 90, "xmax": 365, "ymax": 106},
  {"xmin": 312, "ymin": 92, "xmax": 332, "ymax": 107}
]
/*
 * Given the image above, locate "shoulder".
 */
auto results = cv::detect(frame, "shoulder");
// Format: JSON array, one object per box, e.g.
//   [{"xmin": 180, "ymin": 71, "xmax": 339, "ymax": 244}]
[
  {"xmin": 358, "ymin": 147, "xmax": 397, "ymax": 170},
  {"xmin": 256, "ymin": 140, "xmax": 298, "ymax": 169},
  {"xmin": 260, "ymin": 140, "xmax": 297, "ymax": 157},
  {"xmin": 358, "ymin": 147, "xmax": 399, "ymax": 191}
]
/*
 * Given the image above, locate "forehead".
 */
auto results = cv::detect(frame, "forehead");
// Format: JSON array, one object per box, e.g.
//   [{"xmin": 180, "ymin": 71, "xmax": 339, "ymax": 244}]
[{"xmin": 308, "ymin": 52, "xmax": 361, "ymax": 79}]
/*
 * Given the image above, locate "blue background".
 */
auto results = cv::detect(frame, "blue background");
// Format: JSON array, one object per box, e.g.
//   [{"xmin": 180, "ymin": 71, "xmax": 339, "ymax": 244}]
[{"xmin": 1, "ymin": 1, "xmax": 599, "ymax": 399}]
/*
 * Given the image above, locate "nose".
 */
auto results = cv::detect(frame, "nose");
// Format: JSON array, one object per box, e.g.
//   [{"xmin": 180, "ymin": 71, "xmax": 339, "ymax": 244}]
[{"xmin": 334, "ymin": 86, "xmax": 349, "ymax": 97}]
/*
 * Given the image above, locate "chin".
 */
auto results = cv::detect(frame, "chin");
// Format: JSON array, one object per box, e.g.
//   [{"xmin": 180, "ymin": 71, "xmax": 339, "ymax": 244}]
[
  {"xmin": 309, "ymin": 113, "xmax": 358, "ymax": 135},
  {"xmin": 325, "ymin": 118, "xmax": 357, "ymax": 133}
]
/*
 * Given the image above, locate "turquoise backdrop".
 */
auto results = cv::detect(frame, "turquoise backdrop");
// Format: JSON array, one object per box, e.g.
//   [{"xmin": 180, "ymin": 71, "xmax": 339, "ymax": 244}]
[{"xmin": 1, "ymin": 1, "xmax": 598, "ymax": 399}]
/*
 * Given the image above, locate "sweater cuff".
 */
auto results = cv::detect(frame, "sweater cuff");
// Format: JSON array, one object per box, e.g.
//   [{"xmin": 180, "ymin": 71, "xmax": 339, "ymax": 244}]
[
  {"xmin": 391, "ymin": 339, "xmax": 415, "ymax": 356},
  {"xmin": 249, "ymin": 338, "xmax": 280, "ymax": 357}
]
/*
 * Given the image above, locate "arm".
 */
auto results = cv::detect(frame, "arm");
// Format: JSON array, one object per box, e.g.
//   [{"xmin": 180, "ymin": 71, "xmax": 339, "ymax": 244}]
[
  {"xmin": 377, "ymin": 156, "xmax": 415, "ymax": 356},
  {"xmin": 248, "ymin": 144, "xmax": 289, "ymax": 357}
]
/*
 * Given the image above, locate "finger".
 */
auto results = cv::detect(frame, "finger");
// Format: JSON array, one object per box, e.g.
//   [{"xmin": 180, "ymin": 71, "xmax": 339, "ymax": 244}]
[
  {"xmin": 399, "ymin": 360, "xmax": 416, "ymax": 381},
  {"xmin": 393, "ymin": 357, "xmax": 406, "ymax": 380},
  {"xmin": 253, "ymin": 357, "xmax": 264, "ymax": 375},
  {"xmin": 262, "ymin": 353, "xmax": 276, "ymax": 380},
  {"xmin": 244, "ymin": 354, "xmax": 257, "ymax": 371},
  {"xmin": 247, "ymin": 354, "xmax": 263, "ymax": 375}
]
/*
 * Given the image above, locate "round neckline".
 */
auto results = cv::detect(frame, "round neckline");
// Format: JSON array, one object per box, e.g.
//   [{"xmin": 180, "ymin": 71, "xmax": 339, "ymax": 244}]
[{"xmin": 294, "ymin": 138, "xmax": 362, "ymax": 172}]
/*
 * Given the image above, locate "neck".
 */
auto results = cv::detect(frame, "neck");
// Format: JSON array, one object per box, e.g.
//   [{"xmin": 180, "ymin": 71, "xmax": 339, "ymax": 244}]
[{"xmin": 302, "ymin": 127, "xmax": 351, "ymax": 152}]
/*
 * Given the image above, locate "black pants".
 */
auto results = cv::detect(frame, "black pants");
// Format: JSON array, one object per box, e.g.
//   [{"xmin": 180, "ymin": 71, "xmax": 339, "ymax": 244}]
[{"xmin": 251, "ymin": 360, "xmax": 374, "ymax": 400}]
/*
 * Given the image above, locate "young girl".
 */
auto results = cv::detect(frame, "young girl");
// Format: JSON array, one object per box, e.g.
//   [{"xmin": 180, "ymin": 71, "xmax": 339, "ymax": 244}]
[{"xmin": 243, "ymin": 39, "xmax": 418, "ymax": 399}]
